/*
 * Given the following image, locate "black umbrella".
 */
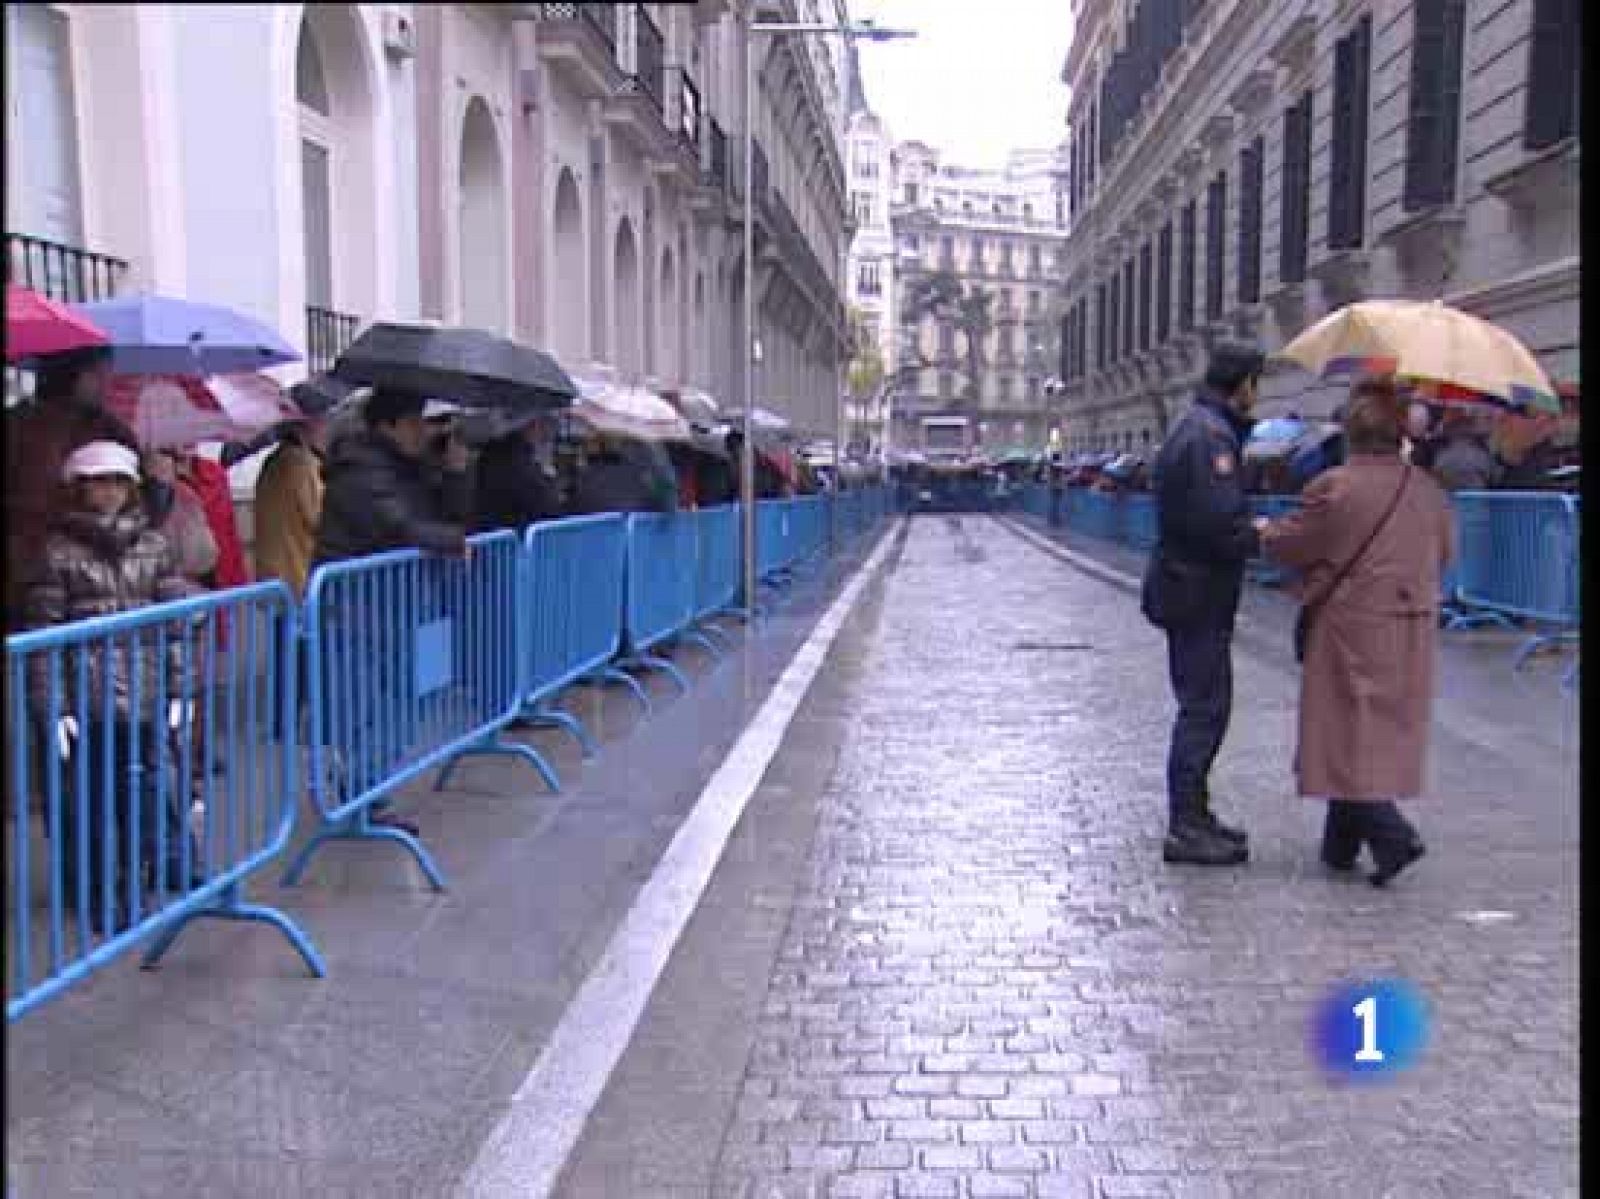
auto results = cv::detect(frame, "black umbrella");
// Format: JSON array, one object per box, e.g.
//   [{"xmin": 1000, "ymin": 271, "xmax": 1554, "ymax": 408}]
[{"xmin": 331, "ymin": 322, "xmax": 577, "ymax": 411}]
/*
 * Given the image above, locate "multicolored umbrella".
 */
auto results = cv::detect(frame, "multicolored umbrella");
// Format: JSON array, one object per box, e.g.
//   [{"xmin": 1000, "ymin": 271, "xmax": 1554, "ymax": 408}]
[
  {"xmin": 6, "ymin": 284, "xmax": 108, "ymax": 361},
  {"xmin": 568, "ymin": 373, "xmax": 693, "ymax": 443},
  {"xmin": 105, "ymin": 372, "xmax": 303, "ymax": 449},
  {"xmin": 1277, "ymin": 299, "xmax": 1560, "ymax": 414}
]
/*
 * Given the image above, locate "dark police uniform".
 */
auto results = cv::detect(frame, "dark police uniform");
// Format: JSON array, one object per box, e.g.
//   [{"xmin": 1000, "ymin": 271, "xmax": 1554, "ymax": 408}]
[{"xmin": 1142, "ymin": 388, "xmax": 1260, "ymax": 830}]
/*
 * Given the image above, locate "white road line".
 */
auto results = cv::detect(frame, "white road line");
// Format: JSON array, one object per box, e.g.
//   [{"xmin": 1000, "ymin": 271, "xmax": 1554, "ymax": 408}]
[{"xmin": 454, "ymin": 523, "xmax": 903, "ymax": 1199}]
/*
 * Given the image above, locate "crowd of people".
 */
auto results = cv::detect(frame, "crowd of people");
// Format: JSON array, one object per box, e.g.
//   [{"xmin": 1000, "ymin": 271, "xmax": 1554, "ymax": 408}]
[
  {"xmin": 1022, "ymin": 387, "xmax": 1578, "ymax": 508},
  {"xmin": 4, "ymin": 349, "xmax": 834, "ymax": 919}
]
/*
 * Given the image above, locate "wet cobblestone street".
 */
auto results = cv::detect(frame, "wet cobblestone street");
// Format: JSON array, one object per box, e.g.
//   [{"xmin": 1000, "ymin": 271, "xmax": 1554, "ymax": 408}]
[{"xmin": 558, "ymin": 515, "xmax": 1578, "ymax": 1199}]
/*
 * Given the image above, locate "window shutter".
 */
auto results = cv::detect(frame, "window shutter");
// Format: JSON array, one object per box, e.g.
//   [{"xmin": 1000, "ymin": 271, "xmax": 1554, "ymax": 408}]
[
  {"xmin": 1122, "ymin": 257, "xmax": 1135, "ymax": 357},
  {"xmin": 1138, "ymin": 241, "xmax": 1153, "ymax": 351},
  {"xmin": 1238, "ymin": 138, "xmax": 1263, "ymax": 305},
  {"xmin": 1108, "ymin": 273, "xmax": 1120, "ymax": 364},
  {"xmin": 1205, "ymin": 172, "xmax": 1226, "ymax": 321},
  {"xmin": 1156, "ymin": 221, "xmax": 1173, "ymax": 343},
  {"xmin": 1280, "ymin": 92, "xmax": 1312, "ymax": 283},
  {"xmin": 1079, "ymin": 301, "xmax": 1089, "ymax": 377},
  {"xmin": 1403, "ymin": 0, "xmax": 1465, "ymax": 209},
  {"xmin": 1328, "ymin": 16, "xmax": 1371, "ymax": 249},
  {"xmin": 1179, "ymin": 200, "xmax": 1197, "ymax": 331},
  {"xmin": 1525, "ymin": 0, "xmax": 1578, "ymax": 150}
]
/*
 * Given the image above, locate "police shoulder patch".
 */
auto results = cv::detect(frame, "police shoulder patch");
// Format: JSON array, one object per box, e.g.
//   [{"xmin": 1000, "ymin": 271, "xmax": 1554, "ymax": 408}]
[{"xmin": 1213, "ymin": 452, "xmax": 1235, "ymax": 476}]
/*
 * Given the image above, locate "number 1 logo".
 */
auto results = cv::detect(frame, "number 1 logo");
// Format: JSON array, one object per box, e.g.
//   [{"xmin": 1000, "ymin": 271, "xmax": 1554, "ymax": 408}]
[{"xmin": 1311, "ymin": 979, "xmax": 1428, "ymax": 1079}]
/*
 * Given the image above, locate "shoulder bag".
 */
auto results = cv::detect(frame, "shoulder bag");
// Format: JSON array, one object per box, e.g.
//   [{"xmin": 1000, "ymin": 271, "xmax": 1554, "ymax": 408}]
[{"xmin": 1292, "ymin": 466, "xmax": 1412, "ymax": 662}]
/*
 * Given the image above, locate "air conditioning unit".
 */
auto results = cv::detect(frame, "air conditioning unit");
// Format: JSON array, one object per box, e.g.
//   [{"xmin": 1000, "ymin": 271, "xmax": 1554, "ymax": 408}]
[{"xmin": 383, "ymin": 11, "xmax": 416, "ymax": 61}]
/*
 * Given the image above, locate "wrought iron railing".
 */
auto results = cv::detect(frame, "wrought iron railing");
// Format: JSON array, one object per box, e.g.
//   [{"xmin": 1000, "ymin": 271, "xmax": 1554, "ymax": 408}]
[
  {"xmin": 533, "ymin": 3, "xmax": 616, "ymax": 51},
  {"xmin": 306, "ymin": 305, "xmax": 360, "ymax": 375},
  {"xmin": 676, "ymin": 68, "xmax": 701, "ymax": 153},
  {"xmin": 630, "ymin": 4, "xmax": 665, "ymax": 117},
  {"xmin": 752, "ymin": 139, "xmax": 770, "ymax": 203},
  {"xmin": 579, "ymin": 2, "xmax": 616, "ymax": 49},
  {"xmin": 5, "ymin": 233, "xmax": 127, "ymax": 304},
  {"xmin": 708, "ymin": 117, "xmax": 729, "ymax": 192}
]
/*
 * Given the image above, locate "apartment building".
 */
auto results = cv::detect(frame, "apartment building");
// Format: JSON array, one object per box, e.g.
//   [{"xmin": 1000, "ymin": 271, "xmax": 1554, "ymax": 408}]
[
  {"xmin": 5, "ymin": 2, "xmax": 854, "ymax": 438},
  {"xmin": 1055, "ymin": 0, "xmax": 1579, "ymax": 453},
  {"xmin": 887, "ymin": 142, "xmax": 1071, "ymax": 454}
]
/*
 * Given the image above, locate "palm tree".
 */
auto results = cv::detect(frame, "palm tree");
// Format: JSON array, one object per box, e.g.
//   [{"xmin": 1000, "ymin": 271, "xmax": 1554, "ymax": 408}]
[{"xmin": 955, "ymin": 286, "xmax": 993, "ymax": 402}]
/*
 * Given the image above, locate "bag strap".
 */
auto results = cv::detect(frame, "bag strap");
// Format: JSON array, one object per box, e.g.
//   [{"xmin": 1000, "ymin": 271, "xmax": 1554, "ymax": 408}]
[{"xmin": 1302, "ymin": 465, "xmax": 1412, "ymax": 620}]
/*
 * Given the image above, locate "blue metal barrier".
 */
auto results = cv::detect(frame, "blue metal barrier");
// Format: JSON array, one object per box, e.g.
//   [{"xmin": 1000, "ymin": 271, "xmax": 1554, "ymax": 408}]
[
  {"xmin": 519, "ymin": 514, "xmax": 637, "ymax": 772},
  {"xmin": 1123, "ymin": 495, "xmax": 1159, "ymax": 552},
  {"xmin": 7, "ymin": 583, "xmax": 323, "ymax": 1022},
  {"xmin": 622, "ymin": 512, "xmax": 718, "ymax": 694},
  {"xmin": 755, "ymin": 501, "xmax": 791, "ymax": 583},
  {"xmin": 692, "ymin": 504, "xmax": 742, "ymax": 647},
  {"xmin": 283, "ymin": 531, "xmax": 539, "ymax": 891},
  {"xmin": 1453, "ymin": 491, "xmax": 1581, "ymax": 670}
]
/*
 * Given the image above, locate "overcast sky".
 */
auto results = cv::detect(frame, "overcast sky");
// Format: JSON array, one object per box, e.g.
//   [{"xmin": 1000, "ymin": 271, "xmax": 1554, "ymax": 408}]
[{"xmin": 849, "ymin": 0, "xmax": 1074, "ymax": 168}]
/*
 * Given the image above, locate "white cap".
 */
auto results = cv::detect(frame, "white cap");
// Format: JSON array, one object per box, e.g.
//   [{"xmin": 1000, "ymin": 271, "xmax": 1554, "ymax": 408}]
[
  {"xmin": 62, "ymin": 440, "xmax": 141, "ymax": 483},
  {"xmin": 422, "ymin": 399, "xmax": 463, "ymax": 421}
]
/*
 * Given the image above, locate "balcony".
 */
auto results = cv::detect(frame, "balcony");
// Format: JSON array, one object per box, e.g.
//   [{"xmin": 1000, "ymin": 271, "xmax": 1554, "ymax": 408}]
[
  {"xmin": 630, "ymin": 5, "xmax": 665, "ymax": 115},
  {"xmin": 6, "ymin": 233, "xmax": 128, "ymax": 304},
  {"xmin": 675, "ymin": 69, "xmax": 700, "ymax": 154},
  {"xmin": 654, "ymin": 66, "xmax": 703, "ymax": 188},
  {"xmin": 306, "ymin": 305, "xmax": 360, "ymax": 375},
  {"xmin": 531, "ymin": 3, "xmax": 622, "ymax": 99},
  {"xmin": 604, "ymin": 4, "xmax": 668, "ymax": 151}
]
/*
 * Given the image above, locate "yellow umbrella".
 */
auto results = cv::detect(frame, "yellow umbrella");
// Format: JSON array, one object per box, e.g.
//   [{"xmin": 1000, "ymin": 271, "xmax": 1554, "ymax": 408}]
[{"xmin": 1276, "ymin": 299, "xmax": 1559, "ymax": 414}]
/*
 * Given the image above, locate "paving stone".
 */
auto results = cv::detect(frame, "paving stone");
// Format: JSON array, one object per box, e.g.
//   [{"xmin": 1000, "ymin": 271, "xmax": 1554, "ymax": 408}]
[{"xmin": 680, "ymin": 518, "xmax": 1574, "ymax": 1199}]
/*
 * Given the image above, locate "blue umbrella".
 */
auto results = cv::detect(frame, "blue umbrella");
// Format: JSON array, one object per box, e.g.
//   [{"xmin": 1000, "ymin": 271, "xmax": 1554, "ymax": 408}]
[{"xmin": 73, "ymin": 293, "xmax": 301, "ymax": 376}]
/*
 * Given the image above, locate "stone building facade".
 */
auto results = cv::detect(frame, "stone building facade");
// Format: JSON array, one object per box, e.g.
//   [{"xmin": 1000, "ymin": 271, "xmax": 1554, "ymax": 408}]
[
  {"xmin": 1055, "ymin": 0, "xmax": 1580, "ymax": 454},
  {"xmin": 841, "ymin": 44, "xmax": 895, "ymax": 455},
  {"xmin": 6, "ymin": 1, "xmax": 853, "ymax": 442},
  {"xmin": 887, "ymin": 142, "xmax": 1071, "ymax": 454}
]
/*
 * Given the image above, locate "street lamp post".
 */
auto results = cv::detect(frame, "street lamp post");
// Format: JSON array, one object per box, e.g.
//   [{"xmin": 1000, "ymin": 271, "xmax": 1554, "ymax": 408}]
[{"xmin": 740, "ymin": 12, "xmax": 913, "ymax": 618}]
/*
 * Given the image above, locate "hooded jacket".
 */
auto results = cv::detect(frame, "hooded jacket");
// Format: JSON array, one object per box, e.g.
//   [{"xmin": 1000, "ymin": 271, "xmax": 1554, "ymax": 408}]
[
  {"xmin": 313, "ymin": 428, "xmax": 470, "ymax": 565},
  {"xmin": 25, "ymin": 506, "xmax": 195, "ymax": 720}
]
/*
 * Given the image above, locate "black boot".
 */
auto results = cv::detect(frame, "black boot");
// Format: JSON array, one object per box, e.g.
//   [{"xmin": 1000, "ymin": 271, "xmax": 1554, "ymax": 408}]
[
  {"xmin": 1319, "ymin": 801, "xmax": 1362, "ymax": 872},
  {"xmin": 1365, "ymin": 802, "xmax": 1425, "ymax": 887},
  {"xmin": 1198, "ymin": 786, "xmax": 1248, "ymax": 845},
  {"xmin": 1163, "ymin": 818, "xmax": 1249, "ymax": 866},
  {"xmin": 1369, "ymin": 838, "xmax": 1425, "ymax": 887}
]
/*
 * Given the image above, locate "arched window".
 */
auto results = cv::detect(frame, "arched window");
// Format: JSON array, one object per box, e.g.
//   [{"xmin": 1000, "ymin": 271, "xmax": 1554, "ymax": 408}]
[{"xmin": 297, "ymin": 24, "xmax": 333, "ymax": 308}]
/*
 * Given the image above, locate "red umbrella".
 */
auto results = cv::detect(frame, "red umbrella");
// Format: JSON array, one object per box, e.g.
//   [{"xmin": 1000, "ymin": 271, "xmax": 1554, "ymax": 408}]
[
  {"xmin": 6, "ymin": 284, "xmax": 109, "ymax": 361},
  {"xmin": 104, "ymin": 372, "xmax": 302, "ymax": 449}
]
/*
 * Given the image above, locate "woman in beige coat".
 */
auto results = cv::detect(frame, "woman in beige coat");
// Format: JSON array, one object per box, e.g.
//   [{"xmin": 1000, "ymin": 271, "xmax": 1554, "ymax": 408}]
[{"xmin": 1257, "ymin": 379, "xmax": 1454, "ymax": 886}]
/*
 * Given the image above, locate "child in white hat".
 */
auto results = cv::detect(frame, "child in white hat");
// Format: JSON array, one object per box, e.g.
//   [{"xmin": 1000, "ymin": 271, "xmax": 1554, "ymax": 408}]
[{"xmin": 24, "ymin": 440, "xmax": 202, "ymax": 933}]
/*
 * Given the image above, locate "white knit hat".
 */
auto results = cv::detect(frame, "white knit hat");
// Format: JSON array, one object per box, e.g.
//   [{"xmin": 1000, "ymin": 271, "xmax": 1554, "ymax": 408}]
[{"xmin": 62, "ymin": 440, "xmax": 141, "ymax": 482}]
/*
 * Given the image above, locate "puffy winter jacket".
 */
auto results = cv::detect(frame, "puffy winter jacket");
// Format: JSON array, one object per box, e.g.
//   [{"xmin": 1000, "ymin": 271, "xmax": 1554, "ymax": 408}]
[
  {"xmin": 313, "ymin": 429, "xmax": 470, "ymax": 565},
  {"xmin": 24, "ymin": 508, "xmax": 196, "ymax": 720}
]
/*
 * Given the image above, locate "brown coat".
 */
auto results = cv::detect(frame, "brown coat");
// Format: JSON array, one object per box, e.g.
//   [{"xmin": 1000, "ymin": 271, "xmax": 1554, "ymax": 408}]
[
  {"xmin": 253, "ymin": 439, "xmax": 324, "ymax": 597},
  {"xmin": 1260, "ymin": 454, "xmax": 1454, "ymax": 801}
]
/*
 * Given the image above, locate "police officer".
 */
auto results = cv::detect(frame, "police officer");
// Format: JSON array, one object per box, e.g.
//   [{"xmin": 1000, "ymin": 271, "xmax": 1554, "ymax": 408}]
[{"xmin": 1141, "ymin": 341, "xmax": 1265, "ymax": 866}]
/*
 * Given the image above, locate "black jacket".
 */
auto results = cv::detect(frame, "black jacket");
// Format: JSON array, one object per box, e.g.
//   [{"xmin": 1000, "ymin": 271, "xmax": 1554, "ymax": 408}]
[
  {"xmin": 1146, "ymin": 390, "xmax": 1260, "ymax": 626},
  {"xmin": 472, "ymin": 436, "xmax": 564, "ymax": 533},
  {"xmin": 568, "ymin": 454, "xmax": 676, "ymax": 516},
  {"xmin": 313, "ymin": 430, "xmax": 470, "ymax": 564}
]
